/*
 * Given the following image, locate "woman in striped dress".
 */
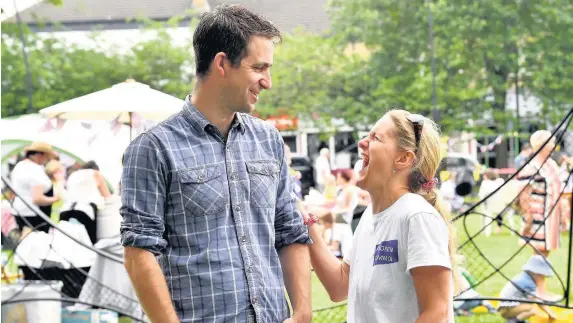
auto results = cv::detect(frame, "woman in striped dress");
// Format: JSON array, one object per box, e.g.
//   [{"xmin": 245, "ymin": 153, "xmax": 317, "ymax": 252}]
[{"xmin": 516, "ymin": 130, "xmax": 563, "ymax": 300}]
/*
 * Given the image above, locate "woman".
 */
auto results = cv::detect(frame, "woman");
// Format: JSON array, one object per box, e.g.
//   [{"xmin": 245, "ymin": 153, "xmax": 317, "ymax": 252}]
[
  {"xmin": 516, "ymin": 130, "xmax": 563, "ymax": 300},
  {"xmin": 61, "ymin": 160, "xmax": 113, "ymax": 243},
  {"xmin": 300, "ymin": 110, "xmax": 457, "ymax": 323},
  {"xmin": 478, "ymin": 169, "xmax": 507, "ymax": 236},
  {"xmin": 331, "ymin": 169, "xmax": 359, "ymax": 224}
]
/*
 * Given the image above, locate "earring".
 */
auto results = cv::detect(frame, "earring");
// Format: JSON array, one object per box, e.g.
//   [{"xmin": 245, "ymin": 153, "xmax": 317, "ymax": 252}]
[{"xmin": 392, "ymin": 168, "xmax": 396, "ymax": 173}]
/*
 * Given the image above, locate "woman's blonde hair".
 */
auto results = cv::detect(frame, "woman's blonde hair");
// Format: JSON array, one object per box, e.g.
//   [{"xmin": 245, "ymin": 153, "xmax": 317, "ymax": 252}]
[
  {"xmin": 45, "ymin": 160, "xmax": 63, "ymax": 177},
  {"xmin": 387, "ymin": 109, "xmax": 460, "ymax": 293}
]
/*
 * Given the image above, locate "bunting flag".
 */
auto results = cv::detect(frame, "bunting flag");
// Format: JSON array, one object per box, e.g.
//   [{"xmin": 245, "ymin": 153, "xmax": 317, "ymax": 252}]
[
  {"xmin": 87, "ymin": 132, "xmax": 99, "ymax": 146},
  {"xmin": 40, "ymin": 118, "xmax": 54, "ymax": 132},
  {"xmin": 130, "ymin": 112, "xmax": 142, "ymax": 129},
  {"xmin": 56, "ymin": 117, "xmax": 67, "ymax": 130},
  {"xmin": 110, "ymin": 114, "xmax": 122, "ymax": 135},
  {"xmin": 477, "ymin": 135, "xmax": 504, "ymax": 152}
]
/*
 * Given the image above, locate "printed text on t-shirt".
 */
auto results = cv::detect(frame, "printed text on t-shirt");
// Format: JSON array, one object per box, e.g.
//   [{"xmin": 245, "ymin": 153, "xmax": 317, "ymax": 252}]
[{"xmin": 373, "ymin": 240, "xmax": 399, "ymax": 265}]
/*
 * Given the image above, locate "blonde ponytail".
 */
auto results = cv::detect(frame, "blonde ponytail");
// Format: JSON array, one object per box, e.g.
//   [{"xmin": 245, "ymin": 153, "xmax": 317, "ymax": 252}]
[
  {"xmin": 387, "ymin": 109, "xmax": 460, "ymax": 294},
  {"xmin": 420, "ymin": 187, "xmax": 461, "ymax": 294}
]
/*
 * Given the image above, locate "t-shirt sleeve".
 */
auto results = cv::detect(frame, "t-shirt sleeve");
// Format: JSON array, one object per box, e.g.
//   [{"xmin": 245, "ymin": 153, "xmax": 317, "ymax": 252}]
[{"xmin": 406, "ymin": 212, "xmax": 452, "ymax": 274}]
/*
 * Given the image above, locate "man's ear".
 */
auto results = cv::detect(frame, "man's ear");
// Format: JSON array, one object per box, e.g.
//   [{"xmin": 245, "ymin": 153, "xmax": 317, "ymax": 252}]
[
  {"xmin": 212, "ymin": 52, "xmax": 227, "ymax": 77},
  {"xmin": 394, "ymin": 150, "xmax": 416, "ymax": 171}
]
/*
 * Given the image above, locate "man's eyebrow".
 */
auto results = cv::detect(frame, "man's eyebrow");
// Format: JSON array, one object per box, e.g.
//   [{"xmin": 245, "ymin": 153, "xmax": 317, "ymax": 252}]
[{"xmin": 252, "ymin": 62, "xmax": 272, "ymax": 68}]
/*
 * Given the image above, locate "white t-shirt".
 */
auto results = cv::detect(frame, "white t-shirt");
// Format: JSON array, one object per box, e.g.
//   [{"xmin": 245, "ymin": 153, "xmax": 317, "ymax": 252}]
[
  {"xmin": 65, "ymin": 169, "xmax": 105, "ymax": 208},
  {"xmin": 10, "ymin": 159, "xmax": 52, "ymax": 217},
  {"xmin": 343, "ymin": 193, "xmax": 454, "ymax": 323},
  {"xmin": 314, "ymin": 155, "xmax": 331, "ymax": 185}
]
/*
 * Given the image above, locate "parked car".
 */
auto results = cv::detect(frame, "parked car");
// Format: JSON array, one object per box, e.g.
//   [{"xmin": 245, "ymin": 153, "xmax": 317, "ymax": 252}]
[{"xmin": 290, "ymin": 154, "xmax": 315, "ymax": 197}]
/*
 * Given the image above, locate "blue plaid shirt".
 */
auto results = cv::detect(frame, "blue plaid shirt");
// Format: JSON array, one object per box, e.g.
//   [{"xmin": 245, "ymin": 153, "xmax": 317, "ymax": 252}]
[{"xmin": 120, "ymin": 97, "xmax": 310, "ymax": 323}]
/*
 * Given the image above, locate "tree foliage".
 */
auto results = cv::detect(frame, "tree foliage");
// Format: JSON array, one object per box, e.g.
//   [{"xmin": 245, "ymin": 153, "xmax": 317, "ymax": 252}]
[
  {"xmin": 327, "ymin": 0, "xmax": 573, "ymax": 132},
  {"xmin": 1, "ymin": 19, "xmax": 194, "ymax": 117}
]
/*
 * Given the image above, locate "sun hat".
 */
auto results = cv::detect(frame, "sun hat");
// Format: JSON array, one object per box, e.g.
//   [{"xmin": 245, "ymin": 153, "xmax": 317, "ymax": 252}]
[
  {"xmin": 23, "ymin": 142, "xmax": 58, "ymax": 160},
  {"xmin": 522, "ymin": 255, "xmax": 553, "ymax": 277}
]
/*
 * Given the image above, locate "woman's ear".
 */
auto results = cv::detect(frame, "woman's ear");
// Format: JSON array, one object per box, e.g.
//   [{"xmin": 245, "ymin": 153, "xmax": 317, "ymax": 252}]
[{"xmin": 394, "ymin": 150, "xmax": 417, "ymax": 171}]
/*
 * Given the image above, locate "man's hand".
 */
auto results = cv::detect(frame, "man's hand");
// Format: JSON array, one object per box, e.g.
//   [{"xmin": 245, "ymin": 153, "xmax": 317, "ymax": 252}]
[{"xmin": 283, "ymin": 311, "xmax": 312, "ymax": 323}]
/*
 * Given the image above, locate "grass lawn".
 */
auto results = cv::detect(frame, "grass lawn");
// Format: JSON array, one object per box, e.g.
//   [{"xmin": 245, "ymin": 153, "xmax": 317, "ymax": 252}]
[
  {"xmin": 118, "ymin": 209, "xmax": 573, "ymax": 323},
  {"xmin": 309, "ymin": 211, "xmax": 573, "ymax": 323}
]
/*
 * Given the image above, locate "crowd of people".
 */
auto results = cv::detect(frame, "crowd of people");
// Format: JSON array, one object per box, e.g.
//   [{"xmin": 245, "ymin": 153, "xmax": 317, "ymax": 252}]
[{"xmin": 2, "ymin": 141, "xmax": 121, "ymax": 252}]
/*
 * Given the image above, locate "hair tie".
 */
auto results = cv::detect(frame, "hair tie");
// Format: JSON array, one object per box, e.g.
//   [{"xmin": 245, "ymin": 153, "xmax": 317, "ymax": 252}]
[{"xmin": 421, "ymin": 178, "xmax": 438, "ymax": 192}]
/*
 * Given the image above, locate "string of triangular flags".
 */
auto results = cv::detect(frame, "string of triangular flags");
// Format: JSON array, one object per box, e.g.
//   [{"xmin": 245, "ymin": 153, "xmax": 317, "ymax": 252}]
[
  {"xmin": 477, "ymin": 135, "xmax": 504, "ymax": 152},
  {"xmin": 38, "ymin": 112, "xmax": 144, "ymax": 146},
  {"xmin": 39, "ymin": 117, "xmax": 67, "ymax": 132}
]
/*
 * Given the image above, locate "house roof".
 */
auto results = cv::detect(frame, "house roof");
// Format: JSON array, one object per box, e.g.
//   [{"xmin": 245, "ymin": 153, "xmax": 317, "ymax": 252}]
[
  {"xmin": 208, "ymin": 0, "xmax": 331, "ymax": 34},
  {"xmin": 7, "ymin": 0, "xmax": 201, "ymax": 30},
  {"xmin": 7, "ymin": 0, "xmax": 330, "ymax": 34}
]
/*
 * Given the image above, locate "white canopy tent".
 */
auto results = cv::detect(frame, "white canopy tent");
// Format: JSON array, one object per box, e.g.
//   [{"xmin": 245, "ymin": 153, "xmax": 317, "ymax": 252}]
[
  {"xmin": 38, "ymin": 79, "xmax": 185, "ymax": 139},
  {"xmin": 1, "ymin": 114, "xmax": 133, "ymax": 189}
]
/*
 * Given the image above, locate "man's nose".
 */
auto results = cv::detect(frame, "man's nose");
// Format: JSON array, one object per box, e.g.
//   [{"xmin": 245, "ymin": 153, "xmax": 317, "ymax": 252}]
[{"xmin": 260, "ymin": 72, "xmax": 272, "ymax": 90}]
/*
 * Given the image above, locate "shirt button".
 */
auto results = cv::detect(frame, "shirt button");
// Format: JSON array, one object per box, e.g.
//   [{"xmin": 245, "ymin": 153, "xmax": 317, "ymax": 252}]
[
  {"xmin": 235, "ymin": 205, "xmax": 241, "ymax": 212},
  {"xmin": 231, "ymin": 173, "xmax": 238, "ymax": 181},
  {"xmin": 247, "ymin": 265, "xmax": 253, "ymax": 273},
  {"xmin": 241, "ymin": 236, "xmax": 247, "ymax": 243},
  {"xmin": 252, "ymin": 296, "xmax": 258, "ymax": 304}
]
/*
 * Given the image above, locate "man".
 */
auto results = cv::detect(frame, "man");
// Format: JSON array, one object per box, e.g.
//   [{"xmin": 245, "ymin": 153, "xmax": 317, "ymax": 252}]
[
  {"xmin": 10, "ymin": 142, "xmax": 59, "ymax": 232},
  {"xmin": 314, "ymin": 148, "xmax": 331, "ymax": 192},
  {"xmin": 120, "ymin": 4, "xmax": 311, "ymax": 323}
]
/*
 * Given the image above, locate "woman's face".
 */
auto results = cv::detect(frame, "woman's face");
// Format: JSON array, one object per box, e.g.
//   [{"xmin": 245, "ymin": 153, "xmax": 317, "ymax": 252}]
[{"xmin": 355, "ymin": 115, "xmax": 399, "ymax": 192}]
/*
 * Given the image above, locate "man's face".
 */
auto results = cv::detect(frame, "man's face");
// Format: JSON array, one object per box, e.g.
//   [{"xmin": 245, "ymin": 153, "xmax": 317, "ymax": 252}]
[{"xmin": 225, "ymin": 36, "xmax": 274, "ymax": 114}]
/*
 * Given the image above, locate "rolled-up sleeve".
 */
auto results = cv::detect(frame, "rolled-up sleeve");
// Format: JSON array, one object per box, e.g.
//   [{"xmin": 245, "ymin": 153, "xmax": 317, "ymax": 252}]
[
  {"xmin": 274, "ymin": 134, "xmax": 311, "ymax": 250},
  {"xmin": 120, "ymin": 133, "xmax": 168, "ymax": 255}
]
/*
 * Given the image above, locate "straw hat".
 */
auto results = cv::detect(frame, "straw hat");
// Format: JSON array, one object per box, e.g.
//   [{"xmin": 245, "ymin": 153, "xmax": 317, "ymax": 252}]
[{"xmin": 23, "ymin": 142, "xmax": 58, "ymax": 160}]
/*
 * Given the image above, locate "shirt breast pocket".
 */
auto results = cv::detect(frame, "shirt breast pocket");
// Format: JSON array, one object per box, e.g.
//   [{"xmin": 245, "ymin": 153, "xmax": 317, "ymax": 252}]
[
  {"xmin": 245, "ymin": 160, "xmax": 280, "ymax": 208},
  {"xmin": 178, "ymin": 165, "xmax": 226, "ymax": 216}
]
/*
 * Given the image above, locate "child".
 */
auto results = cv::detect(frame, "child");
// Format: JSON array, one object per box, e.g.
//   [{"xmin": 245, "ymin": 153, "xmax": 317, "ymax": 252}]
[
  {"xmin": 453, "ymin": 256, "xmax": 497, "ymax": 316},
  {"xmin": 497, "ymin": 255, "xmax": 557, "ymax": 322}
]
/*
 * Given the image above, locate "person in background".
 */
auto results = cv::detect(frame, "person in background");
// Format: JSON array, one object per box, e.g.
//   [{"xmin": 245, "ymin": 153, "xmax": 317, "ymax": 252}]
[
  {"xmin": 515, "ymin": 143, "xmax": 533, "ymax": 169},
  {"xmin": 317, "ymin": 212, "xmax": 353, "ymax": 259},
  {"xmin": 478, "ymin": 169, "xmax": 506, "ymax": 236},
  {"xmin": 314, "ymin": 148, "xmax": 331, "ymax": 193},
  {"xmin": 516, "ymin": 130, "xmax": 563, "ymax": 299},
  {"xmin": 497, "ymin": 255, "xmax": 557, "ymax": 323},
  {"xmin": 322, "ymin": 173, "xmax": 339, "ymax": 201},
  {"xmin": 284, "ymin": 144, "xmax": 303, "ymax": 199},
  {"xmin": 453, "ymin": 255, "xmax": 497, "ymax": 316},
  {"xmin": 559, "ymin": 154, "xmax": 572, "ymax": 231},
  {"xmin": 10, "ymin": 142, "xmax": 59, "ymax": 233},
  {"xmin": 45, "ymin": 160, "xmax": 67, "ymax": 217},
  {"xmin": 440, "ymin": 171, "xmax": 464, "ymax": 214},
  {"xmin": 65, "ymin": 161, "xmax": 112, "ymax": 208}
]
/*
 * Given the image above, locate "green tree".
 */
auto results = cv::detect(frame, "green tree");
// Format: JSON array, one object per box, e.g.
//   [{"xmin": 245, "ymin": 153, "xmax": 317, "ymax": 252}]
[
  {"xmin": 1, "ymin": 18, "xmax": 195, "ymax": 117},
  {"xmin": 327, "ymin": 0, "xmax": 573, "ymax": 132}
]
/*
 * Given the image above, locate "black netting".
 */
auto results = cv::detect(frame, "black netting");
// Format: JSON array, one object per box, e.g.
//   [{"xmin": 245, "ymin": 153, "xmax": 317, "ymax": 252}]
[
  {"xmin": 1, "ymin": 175, "xmax": 147, "ymax": 322},
  {"xmin": 453, "ymin": 107, "xmax": 573, "ymax": 309}
]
